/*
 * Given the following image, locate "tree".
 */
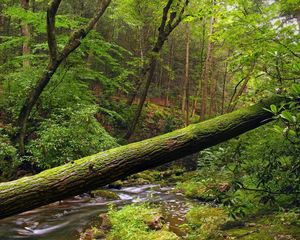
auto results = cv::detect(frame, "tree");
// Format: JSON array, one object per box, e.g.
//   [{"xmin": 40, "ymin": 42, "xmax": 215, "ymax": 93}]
[
  {"xmin": 20, "ymin": 0, "xmax": 30, "ymax": 67},
  {"xmin": 0, "ymin": 96, "xmax": 283, "ymax": 219},
  {"xmin": 200, "ymin": 0, "xmax": 215, "ymax": 120},
  {"xmin": 17, "ymin": 0, "xmax": 112, "ymax": 155},
  {"xmin": 125, "ymin": 0, "xmax": 189, "ymax": 139},
  {"xmin": 182, "ymin": 23, "xmax": 190, "ymax": 125}
]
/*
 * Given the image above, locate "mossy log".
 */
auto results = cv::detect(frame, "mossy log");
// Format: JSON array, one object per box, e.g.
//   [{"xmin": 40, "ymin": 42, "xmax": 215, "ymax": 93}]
[{"xmin": 0, "ymin": 97, "xmax": 282, "ymax": 219}]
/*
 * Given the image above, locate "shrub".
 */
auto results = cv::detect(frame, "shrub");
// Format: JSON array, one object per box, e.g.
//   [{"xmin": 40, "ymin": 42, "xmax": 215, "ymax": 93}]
[
  {"xmin": 27, "ymin": 105, "xmax": 118, "ymax": 169},
  {"xmin": 0, "ymin": 128, "xmax": 18, "ymax": 178}
]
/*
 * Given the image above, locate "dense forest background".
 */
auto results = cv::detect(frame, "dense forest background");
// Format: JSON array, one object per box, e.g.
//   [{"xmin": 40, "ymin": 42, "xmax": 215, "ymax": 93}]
[{"xmin": 0, "ymin": 0, "xmax": 300, "ymax": 239}]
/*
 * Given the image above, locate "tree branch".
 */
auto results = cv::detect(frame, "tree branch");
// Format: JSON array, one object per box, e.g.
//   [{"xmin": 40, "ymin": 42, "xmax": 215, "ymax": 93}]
[
  {"xmin": 158, "ymin": 0, "xmax": 173, "ymax": 35},
  {"xmin": 59, "ymin": 0, "xmax": 111, "ymax": 60},
  {"xmin": 166, "ymin": 0, "xmax": 189, "ymax": 35},
  {"xmin": 47, "ymin": 0, "xmax": 62, "ymax": 62}
]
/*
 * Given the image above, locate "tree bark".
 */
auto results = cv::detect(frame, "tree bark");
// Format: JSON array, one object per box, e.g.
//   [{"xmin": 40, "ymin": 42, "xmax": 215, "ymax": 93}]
[{"xmin": 0, "ymin": 96, "xmax": 282, "ymax": 219}]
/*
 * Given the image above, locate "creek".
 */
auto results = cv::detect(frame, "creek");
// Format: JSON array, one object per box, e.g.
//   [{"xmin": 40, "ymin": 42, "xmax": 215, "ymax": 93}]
[{"xmin": 0, "ymin": 184, "xmax": 194, "ymax": 240}]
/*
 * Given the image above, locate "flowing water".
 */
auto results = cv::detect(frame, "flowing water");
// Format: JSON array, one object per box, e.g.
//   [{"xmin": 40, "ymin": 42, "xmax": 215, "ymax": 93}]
[{"xmin": 0, "ymin": 185, "xmax": 193, "ymax": 240}]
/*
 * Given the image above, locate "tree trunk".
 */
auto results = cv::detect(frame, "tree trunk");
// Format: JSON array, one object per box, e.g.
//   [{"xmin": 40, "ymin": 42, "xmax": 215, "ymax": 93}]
[
  {"xmin": 200, "ymin": 13, "xmax": 214, "ymax": 121},
  {"xmin": 181, "ymin": 24, "xmax": 190, "ymax": 114},
  {"xmin": 125, "ymin": 57, "xmax": 157, "ymax": 139},
  {"xmin": 227, "ymin": 61, "xmax": 256, "ymax": 112},
  {"xmin": 20, "ymin": 0, "xmax": 30, "ymax": 67},
  {"xmin": 165, "ymin": 38, "xmax": 174, "ymax": 107},
  {"xmin": 184, "ymin": 24, "xmax": 190, "ymax": 125},
  {"xmin": 209, "ymin": 59, "xmax": 218, "ymax": 116},
  {"xmin": 221, "ymin": 50, "xmax": 230, "ymax": 114},
  {"xmin": 0, "ymin": 96, "xmax": 282, "ymax": 219},
  {"xmin": 192, "ymin": 20, "xmax": 206, "ymax": 117},
  {"xmin": 221, "ymin": 62, "xmax": 228, "ymax": 114},
  {"xmin": 127, "ymin": 26, "xmax": 146, "ymax": 106}
]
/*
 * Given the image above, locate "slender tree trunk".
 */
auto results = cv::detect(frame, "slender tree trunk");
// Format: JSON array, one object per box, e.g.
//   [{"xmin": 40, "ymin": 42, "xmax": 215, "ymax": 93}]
[
  {"xmin": 209, "ymin": 59, "xmax": 217, "ymax": 116},
  {"xmin": 159, "ymin": 59, "xmax": 164, "ymax": 95},
  {"xmin": 20, "ymin": 0, "xmax": 30, "ymax": 67},
  {"xmin": 125, "ymin": 57, "xmax": 158, "ymax": 139},
  {"xmin": 227, "ymin": 61, "xmax": 256, "ymax": 112},
  {"xmin": 165, "ymin": 38, "xmax": 174, "ymax": 107},
  {"xmin": 221, "ymin": 60, "xmax": 228, "ymax": 114},
  {"xmin": 184, "ymin": 24, "xmax": 190, "ymax": 125},
  {"xmin": 127, "ymin": 26, "xmax": 146, "ymax": 106},
  {"xmin": 181, "ymin": 24, "xmax": 190, "ymax": 113},
  {"xmin": 0, "ymin": 96, "xmax": 282, "ymax": 219},
  {"xmin": 200, "ymin": 14, "xmax": 214, "ymax": 120},
  {"xmin": 18, "ymin": 60, "xmax": 61, "ymax": 155},
  {"xmin": 192, "ymin": 20, "xmax": 206, "ymax": 117}
]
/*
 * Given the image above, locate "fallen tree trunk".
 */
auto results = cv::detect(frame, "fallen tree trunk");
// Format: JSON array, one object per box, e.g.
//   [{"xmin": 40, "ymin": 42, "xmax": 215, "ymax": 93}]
[{"xmin": 0, "ymin": 96, "xmax": 282, "ymax": 219}]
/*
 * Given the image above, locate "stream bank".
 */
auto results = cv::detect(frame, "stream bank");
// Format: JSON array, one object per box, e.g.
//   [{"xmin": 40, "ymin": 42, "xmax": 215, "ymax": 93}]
[
  {"xmin": 0, "ymin": 170, "xmax": 299, "ymax": 240},
  {"xmin": 0, "ymin": 184, "xmax": 193, "ymax": 240}
]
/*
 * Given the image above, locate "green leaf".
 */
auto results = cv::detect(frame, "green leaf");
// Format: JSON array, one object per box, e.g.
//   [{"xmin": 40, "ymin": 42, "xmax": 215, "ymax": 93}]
[
  {"xmin": 270, "ymin": 104, "xmax": 277, "ymax": 113},
  {"xmin": 273, "ymin": 125, "xmax": 283, "ymax": 133},
  {"xmin": 291, "ymin": 84, "xmax": 300, "ymax": 95},
  {"xmin": 280, "ymin": 110, "xmax": 294, "ymax": 123}
]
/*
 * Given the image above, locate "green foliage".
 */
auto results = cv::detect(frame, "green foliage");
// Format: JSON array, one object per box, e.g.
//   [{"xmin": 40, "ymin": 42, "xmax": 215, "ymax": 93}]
[
  {"xmin": 107, "ymin": 204, "xmax": 179, "ymax": 240},
  {"xmin": 27, "ymin": 105, "xmax": 118, "ymax": 169},
  {"xmin": 0, "ymin": 128, "xmax": 18, "ymax": 178},
  {"xmin": 189, "ymin": 102, "xmax": 300, "ymax": 217},
  {"xmin": 183, "ymin": 205, "xmax": 229, "ymax": 240},
  {"xmin": 268, "ymin": 84, "xmax": 300, "ymax": 143},
  {"xmin": 0, "ymin": 0, "xmax": 134, "ymax": 173}
]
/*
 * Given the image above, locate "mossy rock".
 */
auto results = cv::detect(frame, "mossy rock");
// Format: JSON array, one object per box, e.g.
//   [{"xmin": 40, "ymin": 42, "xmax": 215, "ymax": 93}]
[
  {"xmin": 131, "ymin": 170, "xmax": 161, "ymax": 183},
  {"xmin": 99, "ymin": 213, "xmax": 112, "ymax": 230},
  {"xmin": 176, "ymin": 181, "xmax": 217, "ymax": 201},
  {"xmin": 108, "ymin": 180, "xmax": 123, "ymax": 189},
  {"xmin": 79, "ymin": 227, "xmax": 105, "ymax": 240},
  {"xmin": 91, "ymin": 189, "xmax": 120, "ymax": 200}
]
